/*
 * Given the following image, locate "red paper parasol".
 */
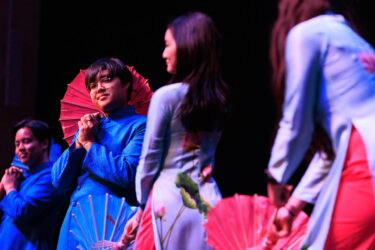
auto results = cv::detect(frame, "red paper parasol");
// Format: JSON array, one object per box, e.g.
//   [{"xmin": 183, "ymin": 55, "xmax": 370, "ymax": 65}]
[
  {"xmin": 59, "ymin": 66, "xmax": 153, "ymax": 145},
  {"xmin": 204, "ymin": 194, "xmax": 309, "ymax": 250}
]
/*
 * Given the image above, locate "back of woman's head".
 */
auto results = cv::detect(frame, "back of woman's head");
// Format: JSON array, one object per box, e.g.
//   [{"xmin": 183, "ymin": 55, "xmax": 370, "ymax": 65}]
[
  {"xmin": 168, "ymin": 12, "xmax": 230, "ymax": 132},
  {"xmin": 168, "ymin": 12, "xmax": 221, "ymax": 82},
  {"xmin": 270, "ymin": 0, "xmax": 329, "ymax": 116}
]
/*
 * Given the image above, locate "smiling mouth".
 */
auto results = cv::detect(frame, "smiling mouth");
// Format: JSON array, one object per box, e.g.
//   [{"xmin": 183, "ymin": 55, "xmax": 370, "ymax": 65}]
[
  {"xmin": 18, "ymin": 154, "xmax": 27, "ymax": 159},
  {"xmin": 97, "ymin": 94, "xmax": 109, "ymax": 101}
]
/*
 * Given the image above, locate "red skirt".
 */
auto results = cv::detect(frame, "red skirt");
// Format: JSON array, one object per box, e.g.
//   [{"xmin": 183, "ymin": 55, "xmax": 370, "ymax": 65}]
[
  {"xmin": 134, "ymin": 190, "xmax": 156, "ymax": 250},
  {"xmin": 324, "ymin": 126, "xmax": 375, "ymax": 249}
]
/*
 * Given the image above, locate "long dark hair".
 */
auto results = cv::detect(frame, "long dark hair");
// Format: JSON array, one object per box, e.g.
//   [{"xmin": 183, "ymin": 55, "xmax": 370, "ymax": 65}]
[
  {"xmin": 270, "ymin": 0, "xmax": 330, "ymax": 115},
  {"xmin": 167, "ymin": 12, "xmax": 230, "ymax": 132}
]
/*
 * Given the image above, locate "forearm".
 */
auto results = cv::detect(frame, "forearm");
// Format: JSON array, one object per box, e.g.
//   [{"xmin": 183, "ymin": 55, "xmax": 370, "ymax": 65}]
[
  {"xmin": 51, "ymin": 146, "xmax": 85, "ymax": 190},
  {"xmin": 83, "ymin": 143, "xmax": 139, "ymax": 188},
  {"xmin": 284, "ymin": 195, "xmax": 307, "ymax": 216},
  {"xmin": 1, "ymin": 191, "xmax": 38, "ymax": 222}
]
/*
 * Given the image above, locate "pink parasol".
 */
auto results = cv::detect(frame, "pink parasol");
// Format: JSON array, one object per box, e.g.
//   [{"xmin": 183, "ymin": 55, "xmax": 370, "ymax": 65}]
[{"xmin": 204, "ymin": 194, "xmax": 309, "ymax": 250}]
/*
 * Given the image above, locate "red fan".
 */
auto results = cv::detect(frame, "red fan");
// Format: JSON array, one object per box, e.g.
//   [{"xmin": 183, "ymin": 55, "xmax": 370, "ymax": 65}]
[
  {"xmin": 59, "ymin": 66, "xmax": 153, "ymax": 145},
  {"xmin": 204, "ymin": 194, "xmax": 309, "ymax": 250}
]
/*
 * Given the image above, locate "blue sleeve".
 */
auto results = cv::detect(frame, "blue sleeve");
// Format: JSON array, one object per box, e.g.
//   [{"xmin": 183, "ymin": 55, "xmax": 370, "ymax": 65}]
[
  {"xmin": 82, "ymin": 122, "xmax": 146, "ymax": 190},
  {"xmin": 0, "ymin": 173, "xmax": 58, "ymax": 223},
  {"xmin": 292, "ymin": 151, "xmax": 332, "ymax": 203},
  {"xmin": 136, "ymin": 88, "xmax": 173, "ymax": 205},
  {"xmin": 51, "ymin": 138, "xmax": 86, "ymax": 191},
  {"xmin": 268, "ymin": 24, "xmax": 325, "ymax": 183}
]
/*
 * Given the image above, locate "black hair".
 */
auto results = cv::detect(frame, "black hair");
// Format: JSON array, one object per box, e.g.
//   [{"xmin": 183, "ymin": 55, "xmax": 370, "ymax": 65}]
[
  {"xmin": 13, "ymin": 119, "xmax": 51, "ymax": 152},
  {"xmin": 167, "ymin": 12, "xmax": 231, "ymax": 132},
  {"xmin": 85, "ymin": 57, "xmax": 133, "ymax": 99}
]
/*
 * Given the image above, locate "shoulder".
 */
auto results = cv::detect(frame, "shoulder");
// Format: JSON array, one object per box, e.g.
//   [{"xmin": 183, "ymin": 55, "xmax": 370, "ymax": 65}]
[
  {"xmin": 151, "ymin": 82, "xmax": 188, "ymax": 107},
  {"xmin": 153, "ymin": 83, "xmax": 188, "ymax": 98},
  {"xmin": 30, "ymin": 163, "xmax": 54, "ymax": 184},
  {"xmin": 124, "ymin": 113, "xmax": 147, "ymax": 129},
  {"xmin": 285, "ymin": 15, "xmax": 335, "ymax": 54},
  {"xmin": 288, "ymin": 14, "xmax": 344, "ymax": 42}
]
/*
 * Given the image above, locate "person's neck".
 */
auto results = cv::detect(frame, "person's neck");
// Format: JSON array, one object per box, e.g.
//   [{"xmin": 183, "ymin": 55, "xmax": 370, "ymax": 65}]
[
  {"xmin": 28, "ymin": 155, "xmax": 49, "ymax": 169},
  {"xmin": 103, "ymin": 104, "xmax": 129, "ymax": 118}
]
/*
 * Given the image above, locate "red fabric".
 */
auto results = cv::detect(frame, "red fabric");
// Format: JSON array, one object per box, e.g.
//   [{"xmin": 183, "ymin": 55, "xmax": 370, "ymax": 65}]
[
  {"xmin": 324, "ymin": 126, "xmax": 375, "ymax": 249},
  {"xmin": 134, "ymin": 190, "xmax": 156, "ymax": 250},
  {"xmin": 59, "ymin": 66, "xmax": 153, "ymax": 145}
]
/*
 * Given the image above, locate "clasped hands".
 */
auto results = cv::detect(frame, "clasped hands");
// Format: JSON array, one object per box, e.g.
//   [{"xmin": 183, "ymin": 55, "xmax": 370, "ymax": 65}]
[
  {"xmin": 257, "ymin": 177, "xmax": 296, "ymax": 249},
  {"xmin": 75, "ymin": 113, "xmax": 101, "ymax": 151},
  {"xmin": 0, "ymin": 166, "xmax": 24, "ymax": 198}
]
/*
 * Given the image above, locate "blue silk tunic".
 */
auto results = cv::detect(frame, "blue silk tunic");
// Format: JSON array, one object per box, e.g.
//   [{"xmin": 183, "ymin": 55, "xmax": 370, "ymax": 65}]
[
  {"xmin": 52, "ymin": 106, "xmax": 146, "ymax": 249},
  {"xmin": 0, "ymin": 162, "xmax": 63, "ymax": 250}
]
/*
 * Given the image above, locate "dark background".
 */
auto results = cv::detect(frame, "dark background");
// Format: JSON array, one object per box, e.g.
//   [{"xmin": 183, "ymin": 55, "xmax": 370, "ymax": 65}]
[
  {"xmin": 34, "ymin": 1, "xmax": 279, "ymax": 198},
  {"xmin": 8, "ymin": 0, "xmax": 374, "ymax": 199}
]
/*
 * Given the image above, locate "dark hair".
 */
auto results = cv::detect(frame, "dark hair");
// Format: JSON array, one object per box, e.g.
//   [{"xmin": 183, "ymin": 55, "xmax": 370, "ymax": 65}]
[
  {"xmin": 270, "ymin": 0, "xmax": 330, "ymax": 114},
  {"xmin": 269, "ymin": 0, "xmax": 333, "ymax": 160},
  {"xmin": 167, "ymin": 12, "xmax": 230, "ymax": 131},
  {"xmin": 85, "ymin": 57, "xmax": 133, "ymax": 99},
  {"xmin": 13, "ymin": 119, "xmax": 51, "ymax": 152}
]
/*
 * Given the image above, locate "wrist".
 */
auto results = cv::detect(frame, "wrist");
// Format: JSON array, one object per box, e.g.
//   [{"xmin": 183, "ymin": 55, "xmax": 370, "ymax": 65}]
[
  {"xmin": 82, "ymin": 141, "xmax": 94, "ymax": 151},
  {"xmin": 265, "ymin": 169, "xmax": 278, "ymax": 184},
  {"xmin": 4, "ymin": 186, "xmax": 16, "ymax": 195},
  {"xmin": 284, "ymin": 204, "xmax": 298, "ymax": 218},
  {"xmin": 261, "ymin": 236, "xmax": 276, "ymax": 249}
]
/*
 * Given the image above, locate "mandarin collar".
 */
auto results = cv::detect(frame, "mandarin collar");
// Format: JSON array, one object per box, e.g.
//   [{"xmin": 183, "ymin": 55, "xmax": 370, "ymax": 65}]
[
  {"xmin": 23, "ymin": 161, "xmax": 51, "ymax": 178},
  {"xmin": 101, "ymin": 105, "xmax": 136, "ymax": 122}
]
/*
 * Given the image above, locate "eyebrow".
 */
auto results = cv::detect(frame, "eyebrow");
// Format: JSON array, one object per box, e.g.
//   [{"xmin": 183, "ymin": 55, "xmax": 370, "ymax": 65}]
[{"xmin": 99, "ymin": 73, "xmax": 111, "ymax": 79}]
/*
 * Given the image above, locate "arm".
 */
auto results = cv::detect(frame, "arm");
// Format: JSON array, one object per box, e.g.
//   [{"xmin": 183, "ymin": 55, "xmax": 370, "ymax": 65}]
[
  {"xmin": 82, "ymin": 122, "xmax": 146, "ymax": 189},
  {"xmin": 268, "ymin": 24, "xmax": 324, "ymax": 184},
  {"xmin": 0, "ymin": 170, "xmax": 58, "ymax": 223},
  {"xmin": 136, "ymin": 87, "xmax": 174, "ymax": 205},
  {"xmin": 51, "ymin": 133, "xmax": 86, "ymax": 191},
  {"xmin": 292, "ymin": 151, "xmax": 332, "ymax": 203}
]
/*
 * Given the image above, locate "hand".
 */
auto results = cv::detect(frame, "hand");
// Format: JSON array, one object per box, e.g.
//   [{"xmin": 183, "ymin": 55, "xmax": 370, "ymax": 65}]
[
  {"xmin": 199, "ymin": 165, "xmax": 212, "ymax": 182},
  {"xmin": 267, "ymin": 181, "xmax": 293, "ymax": 208},
  {"xmin": 117, "ymin": 208, "xmax": 143, "ymax": 249},
  {"xmin": 271, "ymin": 195, "xmax": 307, "ymax": 238},
  {"xmin": 272, "ymin": 207, "xmax": 294, "ymax": 238},
  {"xmin": 2, "ymin": 166, "xmax": 23, "ymax": 194},
  {"xmin": 76, "ymin": 113, "xmax": 101, "ymax": 150}
]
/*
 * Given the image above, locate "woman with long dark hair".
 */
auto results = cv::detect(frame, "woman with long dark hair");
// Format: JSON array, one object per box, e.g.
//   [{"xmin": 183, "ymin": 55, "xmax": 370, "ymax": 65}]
[
  {"xmin": 266, "ymin": 0, "xmax": 375, "ymax": 248},
  {"xmin": 118, "ymin": 12, "xmax": 230, "ymax": 250}
]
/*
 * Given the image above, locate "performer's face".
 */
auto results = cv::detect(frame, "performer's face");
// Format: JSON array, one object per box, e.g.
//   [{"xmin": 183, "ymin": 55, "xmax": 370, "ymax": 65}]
[
  {"xmin": 15, "ymin": 127, "xmax": 47, "ymax": 167},
  {"xmin": 162, "ymin": 28, "xmax": 177, "ymax": 74},
  {"xmin": 89, "ymin": 70, "xmax": 129, "ymax": 116}
]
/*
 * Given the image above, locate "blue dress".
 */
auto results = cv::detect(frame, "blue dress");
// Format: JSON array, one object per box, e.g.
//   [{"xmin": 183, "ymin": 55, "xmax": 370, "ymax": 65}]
[
  {"xmin": 267, "ymin": 14, "xmax": 375, "ymax": 249},
  {"xmin": 136, "ymin": 83, "xmax": 222, "ymax": 250},
  {"xmin": 0, "ymin": 162, "xmax": 64, "ymax": 250},
  {"xmin": 52, "ymin": 106, "xmax": 146, "ymax": 249}
]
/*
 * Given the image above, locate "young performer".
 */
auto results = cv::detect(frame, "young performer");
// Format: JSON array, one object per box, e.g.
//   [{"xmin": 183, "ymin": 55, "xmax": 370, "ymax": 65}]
[
  {"xmin": 267, "ymin": 0, "xmax": 375, "ymax": 248},
  {"xmin": 120, "ymin": 12, "xmax": 231, "ymax": 250},
  {"xmin": 52, "ymin": 58, "xmax": 146, "ymax": 249}
]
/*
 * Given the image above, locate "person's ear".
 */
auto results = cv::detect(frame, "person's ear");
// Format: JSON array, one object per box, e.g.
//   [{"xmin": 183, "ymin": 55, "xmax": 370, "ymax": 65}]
[{"xmin": 41, "ymin": 139, "xmax": 49, "ymax": 152}]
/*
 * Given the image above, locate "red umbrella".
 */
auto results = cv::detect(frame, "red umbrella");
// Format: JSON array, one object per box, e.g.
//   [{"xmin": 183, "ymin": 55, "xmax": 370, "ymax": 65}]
[
  {"xmin": 59, "ymin": 66, "xmax": 153, "ymax": 145},
  {"xmin": 204, "ymin": 194, "xmax": 309, "ymax": 250}
]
